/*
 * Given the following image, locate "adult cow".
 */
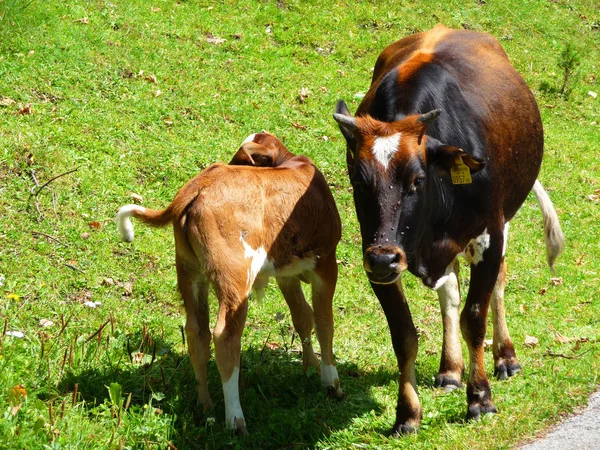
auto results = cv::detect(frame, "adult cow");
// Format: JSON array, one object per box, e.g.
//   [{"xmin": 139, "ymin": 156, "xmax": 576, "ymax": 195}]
[{"xmin": 333, "ymin": 25, "xmax": 564, "ymax": 435}]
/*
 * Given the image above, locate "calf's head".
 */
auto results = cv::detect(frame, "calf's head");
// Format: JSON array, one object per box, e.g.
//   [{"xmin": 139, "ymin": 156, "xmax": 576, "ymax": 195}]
[
  {"xmin": 230, "ymin": 132, "xmax": 295, "ymax": 167},
  {"xmin": 333, "ymin": 100, "xmax": 483, "ymax": 284}
]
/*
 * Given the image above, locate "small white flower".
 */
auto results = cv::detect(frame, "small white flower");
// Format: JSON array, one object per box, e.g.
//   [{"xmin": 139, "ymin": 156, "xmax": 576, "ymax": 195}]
[
  {"xmin": 6, "ymin": 331, "xmax": 25, "ymax": 338},
  {"xmin": 0, "ymin": 274, "xmax": 5, "ymax": 287},
  {"xmin": 83, "ymin": 301, "xmax": 102, "ymax": 308}
]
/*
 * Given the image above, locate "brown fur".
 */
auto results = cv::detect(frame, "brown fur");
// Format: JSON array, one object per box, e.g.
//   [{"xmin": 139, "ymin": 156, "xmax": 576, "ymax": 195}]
[{"xmin": 117, "ymin": 133, "xmax": 343, "ymax": 434}]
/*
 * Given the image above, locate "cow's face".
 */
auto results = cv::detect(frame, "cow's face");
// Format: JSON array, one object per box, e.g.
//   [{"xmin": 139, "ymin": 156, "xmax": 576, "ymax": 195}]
[{"xmin": 334, "ymin": 101, "xmax": 483, "ymax": 284}]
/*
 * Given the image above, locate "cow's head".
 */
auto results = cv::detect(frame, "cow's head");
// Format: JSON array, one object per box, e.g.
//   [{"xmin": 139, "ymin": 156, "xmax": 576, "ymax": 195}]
[
  {"xmin": 334, "ymin": 100, "xmax": 484, "ymax": 284},
  {"xmin": 230, "ymin": 132, "xmax": 295, "ymax": 167}
]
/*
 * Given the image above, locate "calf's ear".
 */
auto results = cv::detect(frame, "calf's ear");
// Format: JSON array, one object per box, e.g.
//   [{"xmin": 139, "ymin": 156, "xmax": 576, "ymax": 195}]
[
  {"xmin": 427, "ymin": 140, "xmax": 485, "ymax": 175},
  {"xmin": 229, "ymin": 142, "xmax": 277, "ymax": 167}
]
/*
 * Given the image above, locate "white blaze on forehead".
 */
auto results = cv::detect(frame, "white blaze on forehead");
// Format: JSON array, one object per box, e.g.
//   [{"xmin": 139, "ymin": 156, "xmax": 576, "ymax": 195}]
[
  {"xmin": 372, "ymin": 133, "xmax": 401, "ymax": 169},
  {"xmin": 222, "ymin": 366, "xmax": 245, "ymax": 429},
  {"xmin": 242, "ymin": 133, "xmax": 256, "ymax": 144}
]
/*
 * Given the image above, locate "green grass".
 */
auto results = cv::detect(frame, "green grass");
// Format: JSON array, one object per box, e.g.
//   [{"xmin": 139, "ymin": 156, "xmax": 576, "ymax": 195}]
[{"xmin": 1, "ymin": 0, "xmax": 599, "ymax": 448}]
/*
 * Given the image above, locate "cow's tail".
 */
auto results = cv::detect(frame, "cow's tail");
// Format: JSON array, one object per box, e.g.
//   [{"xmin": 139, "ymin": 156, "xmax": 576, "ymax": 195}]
[
  {"xmin": 116, "ymin": 204, "xmax": 174, "ymax": 243},
  {"xmin": 531, "ymin": 180, "xmax": 565, "ymax": 273}
]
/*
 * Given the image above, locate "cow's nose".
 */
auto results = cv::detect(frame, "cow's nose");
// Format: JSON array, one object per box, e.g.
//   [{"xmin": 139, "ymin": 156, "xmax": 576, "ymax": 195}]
[
  {"xmin": 366, "ymin": 251, "xmax": 400, "ymax": 273},
  {"xmin": 363, "ymin": 246, "xmax": 407, "ymax": 284}
]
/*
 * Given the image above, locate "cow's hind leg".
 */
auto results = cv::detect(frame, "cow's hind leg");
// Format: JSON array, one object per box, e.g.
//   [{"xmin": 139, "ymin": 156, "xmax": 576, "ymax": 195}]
[
  {"xmin": 460, "ymin": 229, "xmax": 503, "ymax": 420},
  {"xmin": 177, "ymin": 257, "xmax": 213, "ymax": 414},
  {"xmin": 491, "ymin": 257, "xmax": 521, "ymax": 379},
  {"xmin": 213, "ymin": 283, "xmax": 249, "ymax": 435},
  {"xmin": 276, "ymin": 276, "xmax": 320, "ymax": 373},
  {"xmin": 434, "ymin": 259, "xmax": 464, "ymax": 390},
  {"xmin": 371, "ymin": 281, "xmax": 421, "ymax": 435},
  {"xmin": 311, "ymin": 254, "xmax": 343, "ymax": 399}
]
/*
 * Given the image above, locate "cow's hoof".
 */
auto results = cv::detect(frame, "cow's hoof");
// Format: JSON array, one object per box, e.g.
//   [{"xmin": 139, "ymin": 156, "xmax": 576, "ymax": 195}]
[
  {"xmin": 434, "ymin": 373, "xmax": 463, "ymax": 391},
  {"xmin": 466, "ymin": 401, "xmax": 498, "ymax": 421},
  {"xmin": 494, "ymin": 361, "xmax": 521, "ymax": 380},
  {"xmin": 391, "ymin": 422, "xmax": 419, "ymax": 437},
  {"xmin": 233, "ymin": 417, "xmax": 248, "ymax": 436}
]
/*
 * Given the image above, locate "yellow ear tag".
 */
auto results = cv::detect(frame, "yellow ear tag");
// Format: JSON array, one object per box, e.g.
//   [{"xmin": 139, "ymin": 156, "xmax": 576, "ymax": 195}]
[{"xmin": 450, "ymin": 155, "xmax": 472, "ymax": 185}]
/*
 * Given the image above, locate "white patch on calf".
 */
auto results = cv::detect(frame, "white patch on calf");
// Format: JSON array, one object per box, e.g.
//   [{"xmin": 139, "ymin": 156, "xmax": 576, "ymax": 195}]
[
  {"xmin": 240, "ymin": 234, "xmax": 270, "ymax": 297},
  {"xmin": 320, "ymin": 363, "xmax": 339, "ymax": 388},
  {"xmin": 116, "ymin": 204, "xmax": 146, "ymax": 242},
  {"xmin": 372, "ymin": 133, "xmax": 401, "ymax": 170},
  {"xmin": 460, "ymin": 228, "xmax": 491, "ymax": 266},
  {"xmin": 242, "ymin": 133, "xmax": 256, "ymax": 144},
  {"xmin": 222, "ymin": 366, "xmax": 245, "ymax": 430}
]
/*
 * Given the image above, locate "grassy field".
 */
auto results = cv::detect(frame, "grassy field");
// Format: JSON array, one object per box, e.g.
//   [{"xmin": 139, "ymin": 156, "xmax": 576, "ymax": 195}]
[{"xmin": 1, "ymin": 0, "xmax": 599, "ymax": 448}]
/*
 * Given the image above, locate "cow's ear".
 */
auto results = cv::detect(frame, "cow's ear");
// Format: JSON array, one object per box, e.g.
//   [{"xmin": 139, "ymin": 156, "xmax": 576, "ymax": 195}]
[
  {"xmin": 333, "ymin": 100, "xmax": 357, "ymax": 146},
  {"xmin": 229, "ymin": 142, "xmax": 277, "ymax": 167},
  {"xmin": 427, "ymin": 140, "xmax": 485, "ymax": 175}
]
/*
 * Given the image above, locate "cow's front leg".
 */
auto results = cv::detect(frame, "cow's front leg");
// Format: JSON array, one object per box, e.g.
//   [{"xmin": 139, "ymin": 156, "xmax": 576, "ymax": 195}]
[
  {"xmin": 434, "ymin": 259, "xmax": 464, "ymax": 390},
  {"xmin": 213, "ymin": 285, "xmax": 249, "ymax": 435},
  {"xmin": 491, "ymin": 257, "xmax": 521, "ymax": 379},
  {"xmin": 371, "ymin": 281, "xmax": 421, "ymax": 435},
  {"xmin": 460, "ymin": 230, "xmax": 503, "ymax": 420}
]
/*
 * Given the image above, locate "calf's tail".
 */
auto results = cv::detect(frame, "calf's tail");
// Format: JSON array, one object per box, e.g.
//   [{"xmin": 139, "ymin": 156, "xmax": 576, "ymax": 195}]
[
  {"xmin": 531, "ymin": 180, "xmax": 565, "ymax": 272},
  {"xmin": 116, "ymin": 204, "xmax": 173, "ymax": 242}
]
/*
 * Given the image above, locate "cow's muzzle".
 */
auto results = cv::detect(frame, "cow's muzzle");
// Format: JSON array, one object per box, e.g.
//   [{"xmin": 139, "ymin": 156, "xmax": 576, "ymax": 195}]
[{"xmin": 363, "ymin": 245, "xmax": 408, "ymax": 284}]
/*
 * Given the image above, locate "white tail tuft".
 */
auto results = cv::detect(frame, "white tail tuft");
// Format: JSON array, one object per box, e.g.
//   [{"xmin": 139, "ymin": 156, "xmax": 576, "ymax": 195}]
[
  {"xmin": 532, "ymin": 180, "xmax": 565, "ymax": 272},
  {"xmin": 116, "ymin": 204, "xmax": 146, "ymax": 242}
]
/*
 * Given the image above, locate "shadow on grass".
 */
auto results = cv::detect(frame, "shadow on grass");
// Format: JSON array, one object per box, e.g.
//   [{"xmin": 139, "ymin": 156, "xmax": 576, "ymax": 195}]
[{"xmin": 57, "ymin": 330, "xmax": 424, "ymax": 449}]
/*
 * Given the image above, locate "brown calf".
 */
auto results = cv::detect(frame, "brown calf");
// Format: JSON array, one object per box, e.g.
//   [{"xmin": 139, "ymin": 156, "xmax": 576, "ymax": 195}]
[{"xmin": 116, "ymin": 133, "xmax": 343, "ymax": 434}]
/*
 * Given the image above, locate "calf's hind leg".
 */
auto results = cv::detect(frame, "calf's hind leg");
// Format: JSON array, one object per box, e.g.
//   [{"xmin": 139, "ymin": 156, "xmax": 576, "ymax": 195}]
[
  {"xmin": 311, "ymin": 254, "xmax": 343, "ymax": 399},
  {"xmin": 177, "ymin": 257, "xmax": 213, "ymax": 414},
  {"xmin": 212, "ymin": 283, "xmax": 249, "ymax": 435},
  {"xmin": 276, "ymin": 276, "xmax": 320, "ymax": 373}
]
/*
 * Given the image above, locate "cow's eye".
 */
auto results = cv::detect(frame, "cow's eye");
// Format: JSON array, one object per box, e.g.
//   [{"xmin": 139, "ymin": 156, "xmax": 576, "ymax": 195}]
[{"xmin": 409, "ymin": 176, "xmax": 425, "ymax": 193}]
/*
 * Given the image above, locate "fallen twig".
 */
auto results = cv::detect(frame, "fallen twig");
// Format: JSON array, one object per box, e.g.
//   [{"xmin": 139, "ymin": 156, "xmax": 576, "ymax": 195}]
[
  {"xmin": 29, "ymin": 166, "xmax": 80, "ymax": 220},
  {"xmin": 32, "ymin": 166, "xmax": 80, "ymax": 198},
  {"xmin": 544, "ymin": 349, "xmax": 592, "ymax": 360},
  {"xmin": 65, "ymin": 264, "xmax": 85, "ymax": 274},
  {"xmin": 31, "ymin": 231, "xmax": 67, "ymax": 246}
]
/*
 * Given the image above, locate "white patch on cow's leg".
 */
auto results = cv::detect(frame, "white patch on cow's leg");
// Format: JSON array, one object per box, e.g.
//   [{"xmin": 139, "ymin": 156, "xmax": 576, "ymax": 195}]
[
  {"xmin": 461, "ymin": 228, "xmax": 491, "ymax": 265},
  {"xmin": 372, "ymin": 133, "xmax": 401, "ymax": 170},
  {"xmin": 502, "ymin": 222, "xmax": 509, "ymax": 257},
  {"xmin": 434, "ymin": 260, "xmax": 464, "ymax": 390},
  {"xmin": 222, "ymin": 367, "xmax": 246, "ymax": 432},
  {"xmin": 116, "ymin": 204, "xmax": 146, "ymax": 242},
  {"xmin": 241, "ymin": 133, "xmax": 256, "ymax": 144}
]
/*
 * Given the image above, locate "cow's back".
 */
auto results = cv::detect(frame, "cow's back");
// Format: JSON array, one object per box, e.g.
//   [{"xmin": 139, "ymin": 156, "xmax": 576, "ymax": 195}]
[{"xmin": 358, "ymin": 25, "xmax": 543, "ymax": 220}]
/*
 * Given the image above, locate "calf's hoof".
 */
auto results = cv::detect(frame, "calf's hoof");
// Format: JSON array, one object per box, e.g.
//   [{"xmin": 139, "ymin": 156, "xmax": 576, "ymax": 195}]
[
  {"xmin": 466, "ymin": 401, "xmax": 498, "ymax": 421},
  {"xmin": 434, "ymin": 373, "xmax": 463, "ymax": 391},
  {"xmin": 327, "ymin": 382, "xmax": 345, "ymax": 400},
  {"xmin": 494, "ymin": 360, "xmax": 521, "ymax": 380}
]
